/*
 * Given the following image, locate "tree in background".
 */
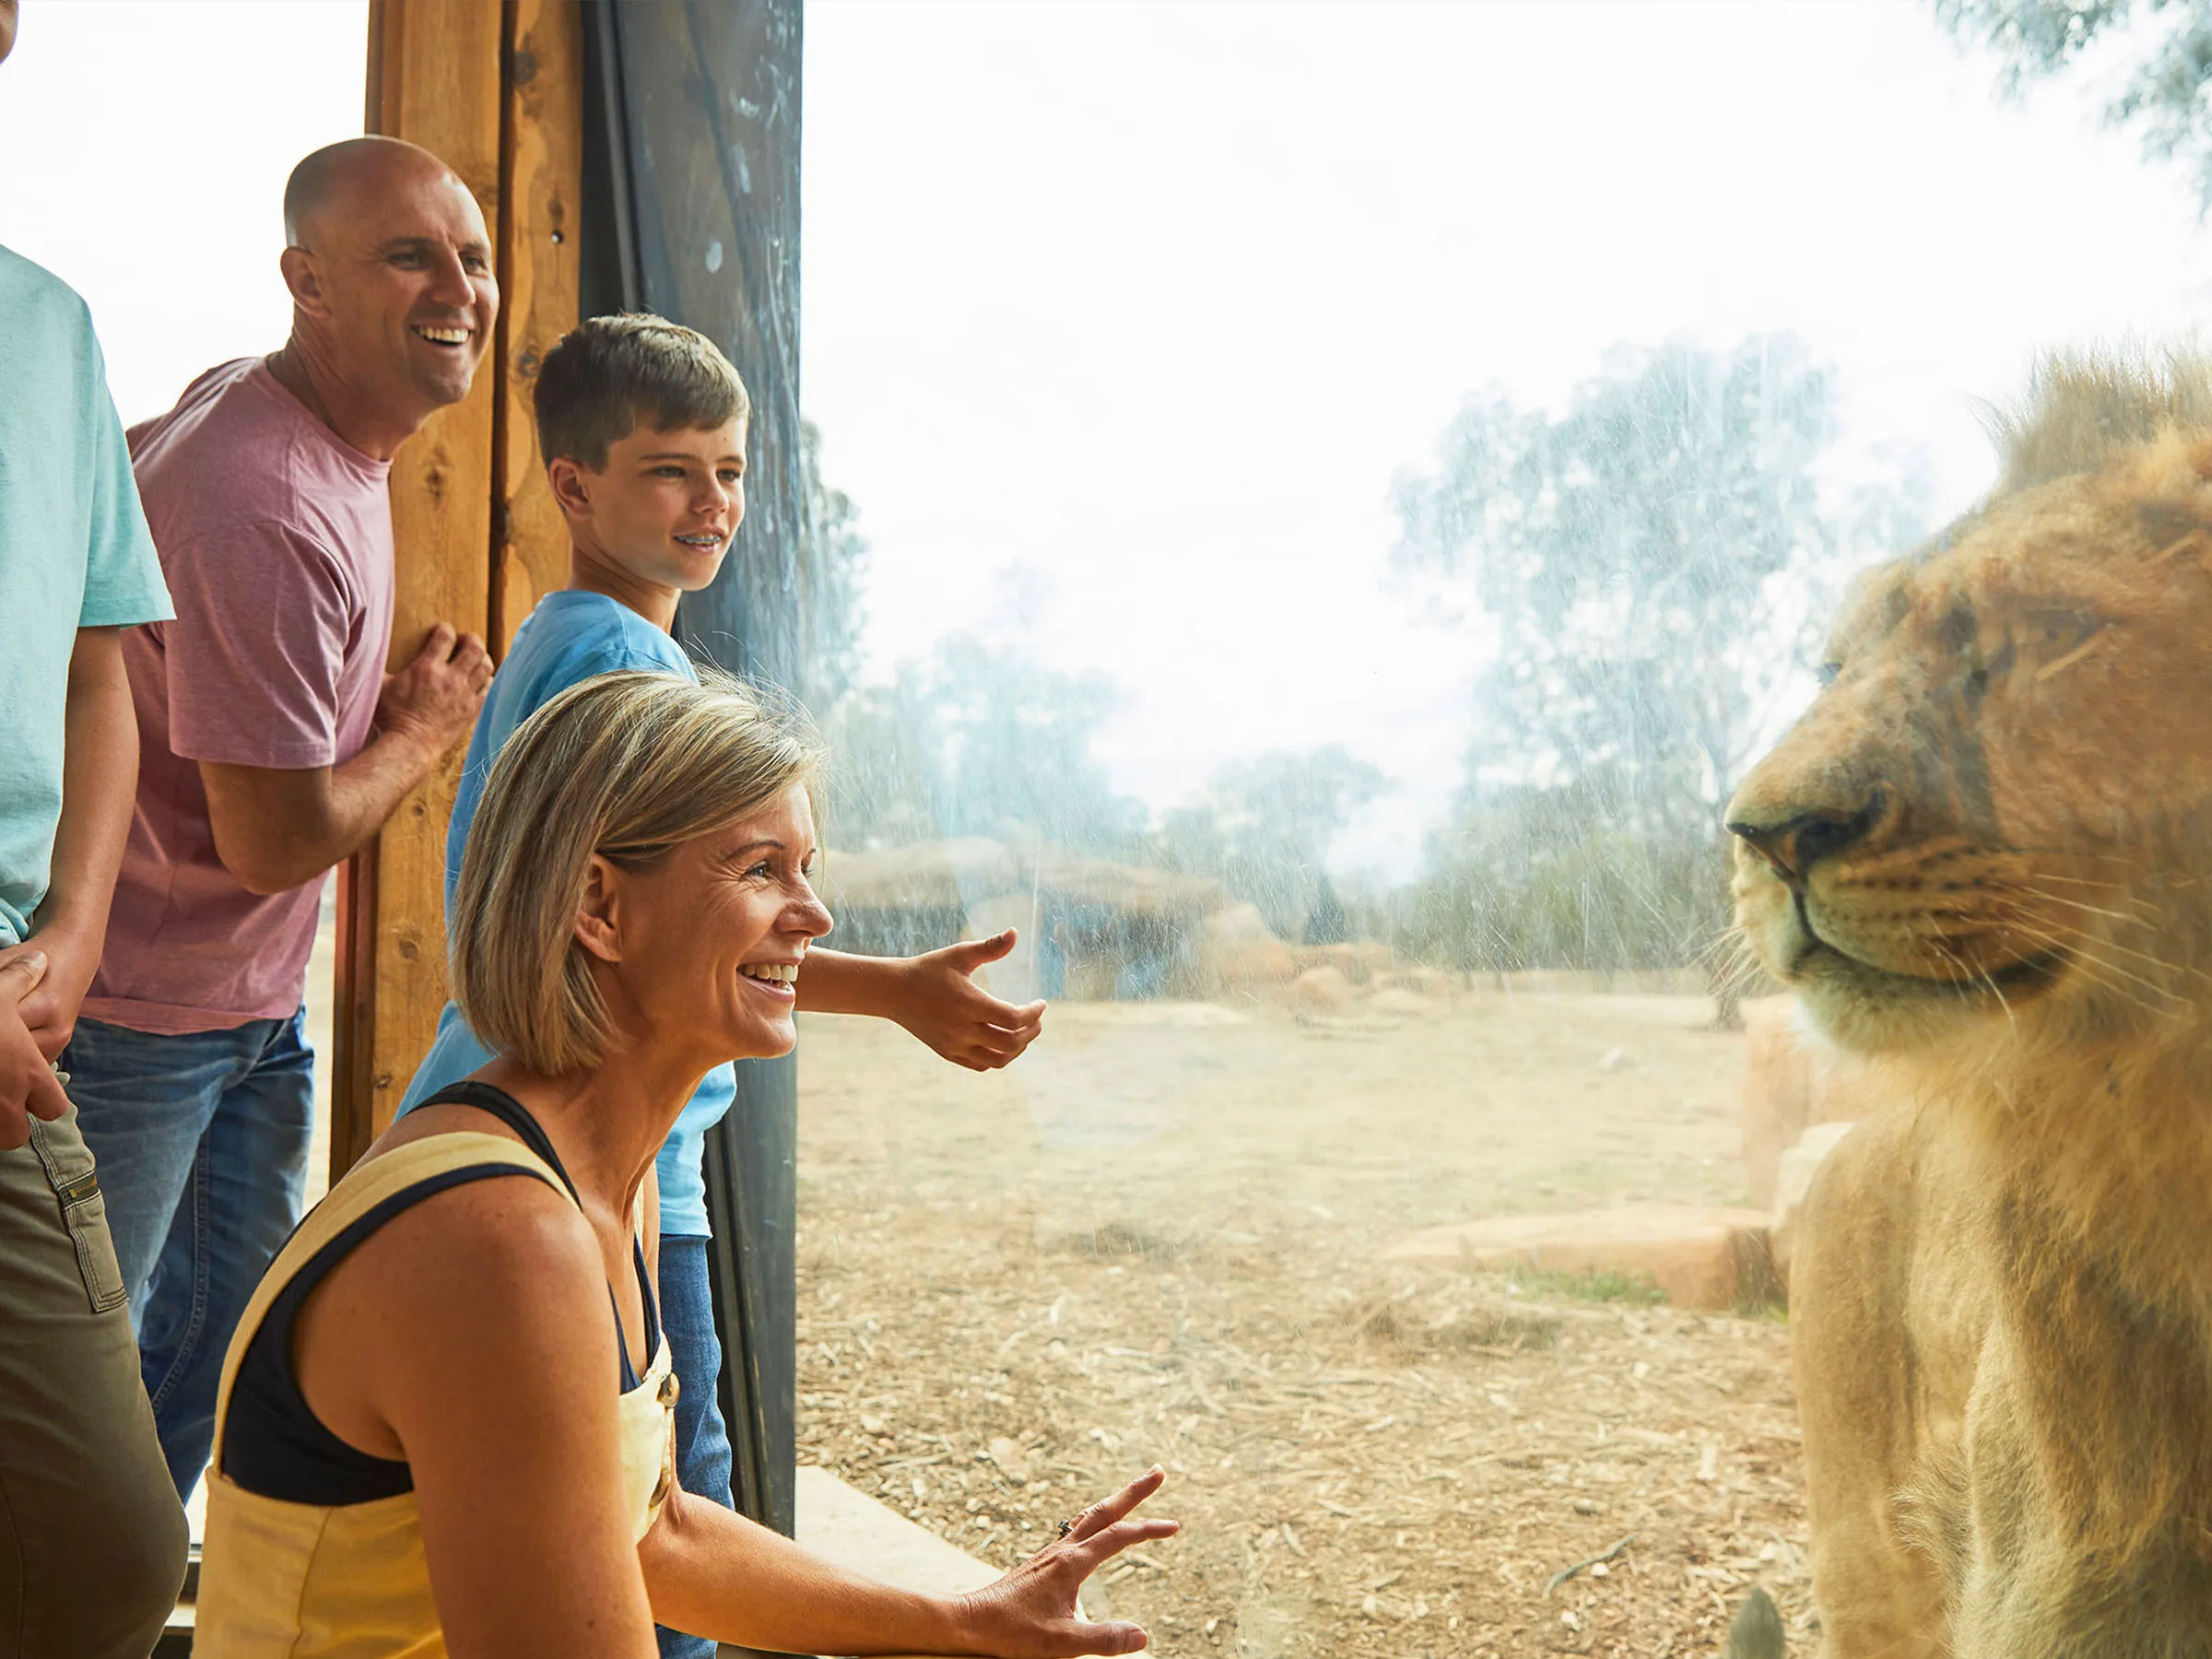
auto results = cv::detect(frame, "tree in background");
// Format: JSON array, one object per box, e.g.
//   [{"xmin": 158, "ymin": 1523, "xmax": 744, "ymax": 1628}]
[
  {"xmin": 817, "ymin": 681, "xmax": 942, "ymax": 850},
  {"xmin": 792, "ymin": 418, "xmax": 868, "ymax": 717},
  {"xmin": 1933, "ymin": 0, "xmax": 2212, "ymax": 212},
  {"xmin": 790, "ymin": 437, "xmax": 1139, "ymax": 858},
  {"xmin": 1392, "ymin": 335, "xmax": 1931, "ymax": 1017},
  {"xmin": 1393, "ymin": 771, "xmax": 1716, "ymax": 979},
  {"xmin": 910, "ymin": 632, "xmax": 1146, "ymax": 853},
  {"xmin": 1155, "ymin": 746, "xmax": 1386, "ymax": 941},
  {"xmin": 819, "ymin": 633, "xmax": 1146, "ymax": 856},
  {"xmin": 821, "ymin": 635, "xmax": 1387, "ymax": 956}
]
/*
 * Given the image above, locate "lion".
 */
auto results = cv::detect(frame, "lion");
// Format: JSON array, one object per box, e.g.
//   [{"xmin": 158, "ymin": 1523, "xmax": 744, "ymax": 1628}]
[{"xmin": 1725, "ymin": 352, "xmax": 2212, "ymax": 1656}]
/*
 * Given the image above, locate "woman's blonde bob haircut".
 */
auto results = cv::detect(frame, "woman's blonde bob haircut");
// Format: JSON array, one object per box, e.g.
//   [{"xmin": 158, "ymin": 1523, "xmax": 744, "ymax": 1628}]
[{"xmin": 451, "ymin": 666, "xmax": 823, "ymax": 1077}]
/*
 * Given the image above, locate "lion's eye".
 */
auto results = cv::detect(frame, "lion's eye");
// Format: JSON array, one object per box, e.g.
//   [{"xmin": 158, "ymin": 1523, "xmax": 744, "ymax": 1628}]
[
  {"xmin": 1816, "ymin": 662, "xmax": 1842, "ymax": 688},
  {"xmin": 2011, "ymin": 606, "xmax": 2108, "ymax": 685},
  {"xmin": 2024, "ymin": 606, "xmax": 2105, "ymax": 652}
]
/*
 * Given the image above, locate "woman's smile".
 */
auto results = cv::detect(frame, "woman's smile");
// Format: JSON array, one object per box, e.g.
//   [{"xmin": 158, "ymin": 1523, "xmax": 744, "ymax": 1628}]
[{"xmin": 735, "ymin": 960, "xmax": 798, "ymax": 1002}]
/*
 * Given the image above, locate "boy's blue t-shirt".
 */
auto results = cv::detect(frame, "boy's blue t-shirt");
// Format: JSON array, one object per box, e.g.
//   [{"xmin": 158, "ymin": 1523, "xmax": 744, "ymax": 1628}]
[
  {"xmin": 396, "ymin": 590, "xmax": 736, "ymax": 1238},
  {"xmin": 0, "ymin": 245, "xmax": 174, "ymax": 947}
]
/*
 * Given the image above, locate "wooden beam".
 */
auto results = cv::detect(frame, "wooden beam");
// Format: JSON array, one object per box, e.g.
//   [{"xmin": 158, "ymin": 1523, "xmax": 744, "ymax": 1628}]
[
  {"xmin": 494, "ymin": 0, "xmax": 585, "ymax": 654},
  {"xmin": 335, "ymin": 0, "xmax": 507, "ymax": 1177}
]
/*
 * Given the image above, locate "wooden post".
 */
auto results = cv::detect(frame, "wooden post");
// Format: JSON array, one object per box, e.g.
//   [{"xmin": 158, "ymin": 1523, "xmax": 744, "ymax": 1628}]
[
  {"xmin": 335, "ymin": 0, "xmax": 582, "ymax": 1179},
  {"xmin": 496, "ymin": 0, "xmax": 586, "ymax": 652}
]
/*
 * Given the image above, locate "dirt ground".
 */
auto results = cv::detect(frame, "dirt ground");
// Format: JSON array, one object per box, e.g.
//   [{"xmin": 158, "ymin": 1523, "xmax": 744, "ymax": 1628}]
[{"xmin": 793, "ymin": 991, "xmax": 1815, "ymax": 1657}]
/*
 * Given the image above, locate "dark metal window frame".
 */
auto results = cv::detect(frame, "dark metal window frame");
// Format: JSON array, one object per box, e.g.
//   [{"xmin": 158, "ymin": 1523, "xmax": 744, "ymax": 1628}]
[{"xmin": 580, "ymin": 0, "xmax": 805, "ymax": 1540}]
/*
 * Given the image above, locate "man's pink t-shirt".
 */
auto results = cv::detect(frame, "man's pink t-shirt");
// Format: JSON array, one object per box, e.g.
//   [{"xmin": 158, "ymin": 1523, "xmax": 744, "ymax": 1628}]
[{"xmin": 84, "ymin": 359, "xmax": 394, "ymax": 1035}]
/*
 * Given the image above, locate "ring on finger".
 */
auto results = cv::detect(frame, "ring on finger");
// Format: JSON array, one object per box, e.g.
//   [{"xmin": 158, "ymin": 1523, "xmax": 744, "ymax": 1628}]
[{"xmin": 1057, "ymin": 1517, "xmax": 1076, "ymax": 1539}]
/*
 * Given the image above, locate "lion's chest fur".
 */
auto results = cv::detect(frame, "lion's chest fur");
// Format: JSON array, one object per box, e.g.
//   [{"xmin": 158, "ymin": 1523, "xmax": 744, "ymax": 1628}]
[
  {"xmin": 1799, "ymin": 1088, "xmax": 2212, "ymax": 1656},
  {"xmin": 1929, "ymin": 1301, "xmax": 2212, "ymax": 1654}
]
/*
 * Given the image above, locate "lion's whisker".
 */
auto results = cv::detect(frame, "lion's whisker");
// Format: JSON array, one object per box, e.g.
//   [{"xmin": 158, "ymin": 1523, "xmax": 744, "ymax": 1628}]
[
  {"xmin": 1919, "ymin": 935, "xmax": 2028, "ymax": 1035},
  {"xmin": 1692, "ymin": 928, "xmax": 1744, "ymax": 972},
  {"xmin": 2002, "ymin": 885, "xmax": 2165, "ymax": 929},
  {"xmin": 1999, "ymin": 917, "xmax": 2193, "ymax": 1015},
  {"xmin": 1995, "ymin": 845, "xmax": 2144, "ymax": 870},
  {"xmin": 1703, "ymin": 925, "xmax": 1770, "ymax": 998},
  {"xmin": 2018, "ymin": 871, "xmax": 2140, "ymax": 892},
  {"xmin": 2003, "ymin": 904, "xmax": 2205, "ymax": 982},
  {"xmin": 1948, "ymin": 913, "xmax": 2142, "ymax": 1007}
]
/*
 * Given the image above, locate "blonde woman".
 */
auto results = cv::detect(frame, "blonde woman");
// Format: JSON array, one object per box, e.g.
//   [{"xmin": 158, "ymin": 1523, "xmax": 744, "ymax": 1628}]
[{"xmin": 195, "ymin": 668, "xmax": 1174, "ymax": 1658}]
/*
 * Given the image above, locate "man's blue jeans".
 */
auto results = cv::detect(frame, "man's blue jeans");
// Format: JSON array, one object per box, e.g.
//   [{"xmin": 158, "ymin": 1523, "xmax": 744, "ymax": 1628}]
[
  {"xmin": 657, "ymin": 1233, "xmax": 735, "ymax": 1659},
  {"xmin": 65, "ymin": 1009, "xmax": 316, "ymax": 1498}
]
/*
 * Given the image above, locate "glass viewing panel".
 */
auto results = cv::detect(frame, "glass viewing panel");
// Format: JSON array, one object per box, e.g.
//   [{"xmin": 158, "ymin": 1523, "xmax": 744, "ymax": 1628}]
[
  {"xmin": 10, "ymin": 0, "xmax": 2212, "ymax": 1648},
  {"xmin": 794, "ymin": 3, "xmax": 2212, "ymax": 1653}
]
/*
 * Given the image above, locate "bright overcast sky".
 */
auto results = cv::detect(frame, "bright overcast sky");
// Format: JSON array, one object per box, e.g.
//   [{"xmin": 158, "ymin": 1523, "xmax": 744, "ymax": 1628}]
[{"xmin": 5, "ymin": 0, "xmax": 2208, "ymax": 879}]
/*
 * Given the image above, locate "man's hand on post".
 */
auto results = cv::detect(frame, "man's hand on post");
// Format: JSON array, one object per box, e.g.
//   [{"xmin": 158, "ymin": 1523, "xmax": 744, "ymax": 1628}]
[
  {"xmin": 377, "ymin": 621, "xmax": 493, "ymax": 756},
  {"xmin": 204, "ymin": 622, "xmax": 494, "ymax": 896},
  {"xmin": 0, "ymin": 951, "xmax": 70, "ymax": 1151}
]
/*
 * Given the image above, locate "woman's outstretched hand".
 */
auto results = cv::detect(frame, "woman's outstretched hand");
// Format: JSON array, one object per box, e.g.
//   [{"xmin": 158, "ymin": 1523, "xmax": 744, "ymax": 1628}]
[
  {"xmin": 954, "ymin": 1465, "xmax": 1178, "ymax": 1656},
  {"xmin": 894, "ymin": 929, "xmax": 1047, "ymax": 1071}
]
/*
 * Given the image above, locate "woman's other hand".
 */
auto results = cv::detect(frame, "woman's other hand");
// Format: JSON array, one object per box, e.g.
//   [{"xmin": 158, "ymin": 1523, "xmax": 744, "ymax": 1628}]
[{"xmin": 956, "ymin": 1465, "xmax": 1178, "ymax": 1656}]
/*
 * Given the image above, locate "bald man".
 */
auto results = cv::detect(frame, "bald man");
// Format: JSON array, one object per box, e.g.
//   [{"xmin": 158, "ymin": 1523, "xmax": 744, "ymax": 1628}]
[{"xmin": 65, "ymin": 135, "xmax": 498, "ymax": 1498}]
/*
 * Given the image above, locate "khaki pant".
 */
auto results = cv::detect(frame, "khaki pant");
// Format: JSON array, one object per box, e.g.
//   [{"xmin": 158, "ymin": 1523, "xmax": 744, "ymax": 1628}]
[{"xmin": 0, "ymin": 1104, "xmax": 187, "ymax": 1658}]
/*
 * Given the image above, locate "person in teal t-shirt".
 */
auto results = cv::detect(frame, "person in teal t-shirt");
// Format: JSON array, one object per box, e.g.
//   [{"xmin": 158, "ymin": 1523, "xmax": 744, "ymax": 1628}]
[
  {"xmin": 0, "ymin": 213, "xmax": 190, "ymax": 1650},
  {"xmin": 400, "ymin": 313, "xmax": 1044, "ymax": 1659}
]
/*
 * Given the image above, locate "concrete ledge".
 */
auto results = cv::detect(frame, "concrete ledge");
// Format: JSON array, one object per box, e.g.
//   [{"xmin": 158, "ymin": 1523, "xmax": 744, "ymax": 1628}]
[
  {"xmin": 721, "ymin": 1465, "xmax": 1018, "ymax": 1659},
  {"xmin": 794, "ymin": 1463, "xmax": 1004, "ymax": 1599}
]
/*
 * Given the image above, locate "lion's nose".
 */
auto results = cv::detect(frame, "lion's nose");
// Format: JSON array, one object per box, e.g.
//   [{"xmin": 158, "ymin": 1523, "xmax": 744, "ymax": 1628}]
[{"xmin": 1726, "ymin": 804, "xmax": 1877, "ymax": 886}]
